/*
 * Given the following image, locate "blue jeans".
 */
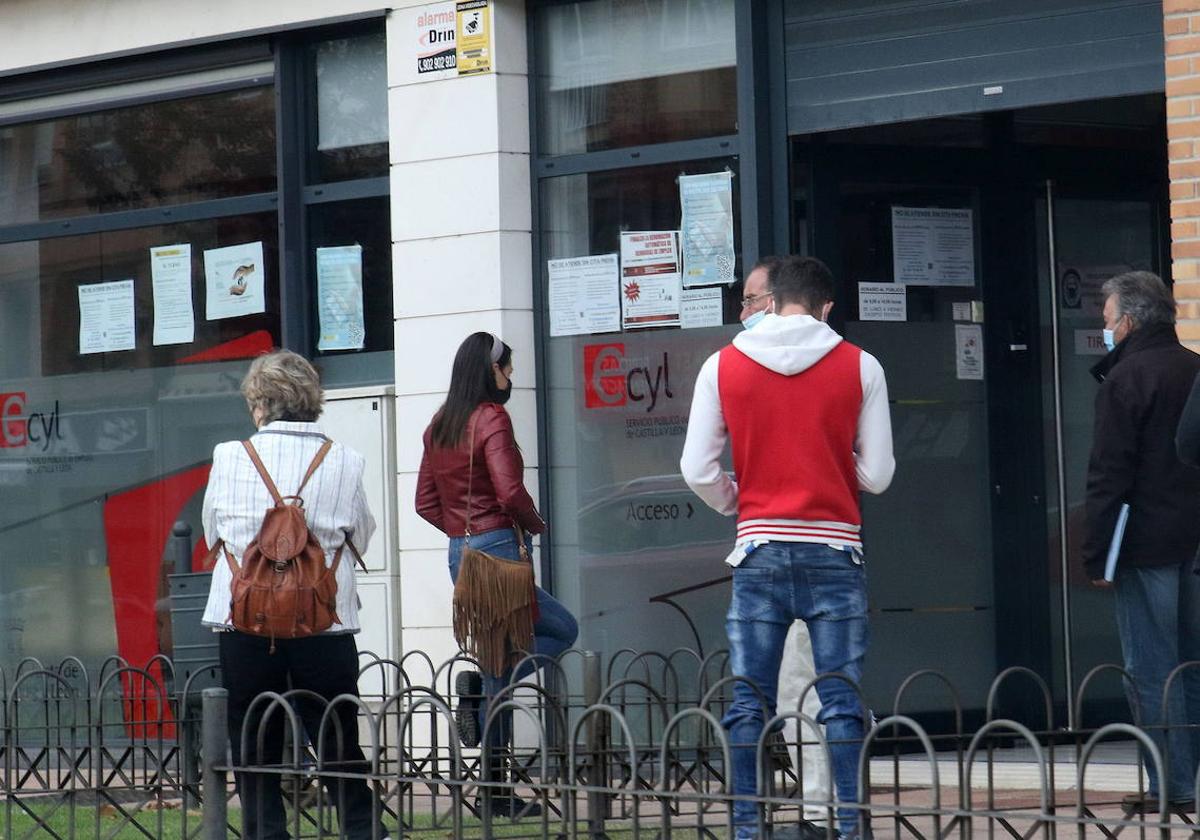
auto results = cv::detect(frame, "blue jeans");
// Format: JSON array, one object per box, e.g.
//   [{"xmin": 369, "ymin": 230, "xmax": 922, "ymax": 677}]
[
  {"xmin": 724, "ymin": 542, "xmax": 869, "ymax": 838},
  {"xmin": 448, "ymin": 528, "xmax": 579, "ymax": 751},
  {"xmin": 1114, "ymin": 563, "xmax": 1200, "ymax": 802}
]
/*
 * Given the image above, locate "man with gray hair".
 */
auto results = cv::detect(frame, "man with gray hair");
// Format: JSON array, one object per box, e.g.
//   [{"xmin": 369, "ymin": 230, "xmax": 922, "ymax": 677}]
[{"xmin": 1083, "ymin": 271, "xmax": 1200, "ymax": 814}]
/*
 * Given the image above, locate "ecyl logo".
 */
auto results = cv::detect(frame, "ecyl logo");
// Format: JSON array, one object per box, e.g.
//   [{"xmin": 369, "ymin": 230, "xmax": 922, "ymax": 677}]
[
  {"xmin": 1, "ymin": 393, "xmax": 64, "ymax": 451},
  {"xmin": 583, "ymin": 344, "xmax": 674, "ymax": 413}
]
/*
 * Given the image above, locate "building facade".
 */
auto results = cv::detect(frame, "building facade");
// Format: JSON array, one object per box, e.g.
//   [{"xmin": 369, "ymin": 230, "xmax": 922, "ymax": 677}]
[{"xmin": 0, "ymin": 0, "xmax": 1195, "ymax": 722}]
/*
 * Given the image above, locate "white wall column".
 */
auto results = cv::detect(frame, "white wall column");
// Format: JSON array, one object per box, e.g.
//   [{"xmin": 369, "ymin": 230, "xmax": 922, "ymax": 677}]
[{"xmin": 387, "ymin": 0, "xmax": 535, "ymax": 665}]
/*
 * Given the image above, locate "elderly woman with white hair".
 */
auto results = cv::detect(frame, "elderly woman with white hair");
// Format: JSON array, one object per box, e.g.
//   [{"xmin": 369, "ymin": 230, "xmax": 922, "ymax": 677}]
[{"xmin": 201, "ymin": 349, "xmax": 386, "ymax": 840}]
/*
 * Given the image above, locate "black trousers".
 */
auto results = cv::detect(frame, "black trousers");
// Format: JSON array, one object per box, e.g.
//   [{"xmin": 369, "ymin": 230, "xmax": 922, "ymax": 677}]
[{"xmin": 218, "ymin": 631, "xmax": 385, "ymax": 840}]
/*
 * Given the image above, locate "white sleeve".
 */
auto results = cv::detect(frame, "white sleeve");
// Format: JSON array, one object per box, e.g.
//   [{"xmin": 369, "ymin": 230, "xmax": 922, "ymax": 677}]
[
  {"xmin": 202, "ymin": 443, "xmax": 225, "ymax": 549},
  {"xmin": 856, "ymin": 352, "xmax": 896, "ymax": 494},
  {"xmin": 346, "ymin": 450, "xmax": 377, "ymax": 553},
  {"xmin": 680, "ymin": 353, "xmax": 738, "ymax": 516}
]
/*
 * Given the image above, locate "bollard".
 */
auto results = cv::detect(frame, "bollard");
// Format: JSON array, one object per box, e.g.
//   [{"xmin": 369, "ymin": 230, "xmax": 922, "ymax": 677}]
[
  {"xmin": 582, "ymin": 651, "xmax": 609, "ymax": 838},
  {"xmin": 171, "ymin": 521, "xmax": 193, "ymax": 575},
  {"xmin": 201, "ymin": 687, "xmax": 229, "ymax": 840}
]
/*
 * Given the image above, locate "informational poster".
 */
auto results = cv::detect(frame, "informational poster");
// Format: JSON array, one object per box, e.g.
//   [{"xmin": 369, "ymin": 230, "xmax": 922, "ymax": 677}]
[
  {"xmin": 952, "ymin": 301, "xmax": 971, "ymax": 322},
  {"xmin": 456, "ymin": 0, "xmax": 491, "ymax": 76},
  {"xmin": 548, "ymin": 254, "xmax": 620, "ymax": 337},
  {"xmin": 620, "ymin": 231, "xmax": 682, "ymax": 330},
  {"xmin": 891, "ymin": 207, "xmax": 975, "ymax": 287},
  {"xmin": 204, "ymin": 241, "xmax": 265, "ymax": 320},
  {"xmin": 1075, "ymin": 329, "xmax": 1108, "ymax": 356},
  {"xmin": 149, "ymin": 244, "xmax": 194, "ymax": 346},
  {"xmin": 416, "ymin": 2, "xmax": 457, "ymax": 77},
  {"xmin": 679, "ymin": 172, "xmax": 736, "ymax": 287},
  {"xmin": 1059, "ymin": 265, "xmax": 1131, "ymax": 319},
  {"xmin": 78, "ymin": 280, "xmax": 136, "ymax": 355},
  {"xmin": 680, "ymin": 287, "xmax": 724, "ymax": 329},
  {"xmin": 955, "ymin": 323, "xmax": 984, "ymax": 381},
  {"xmin": 857, "ymin": 282, "xmax": 906, "ymax": 321},
  {"xmin": 316, "ymin": 245, "xmax": 366, "ymax": 351}
]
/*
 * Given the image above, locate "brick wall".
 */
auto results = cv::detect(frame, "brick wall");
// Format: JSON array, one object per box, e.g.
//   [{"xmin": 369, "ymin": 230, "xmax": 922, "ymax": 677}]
[{"xmin": 1167, "ymin": 0, "xmax": 1200, "ymax": 348}]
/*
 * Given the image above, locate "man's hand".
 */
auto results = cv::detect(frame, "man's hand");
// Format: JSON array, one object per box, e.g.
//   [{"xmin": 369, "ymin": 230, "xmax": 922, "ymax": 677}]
[{"xmin": 1090, "ymin": 578, "xmax": 1113, "ymax": 589}]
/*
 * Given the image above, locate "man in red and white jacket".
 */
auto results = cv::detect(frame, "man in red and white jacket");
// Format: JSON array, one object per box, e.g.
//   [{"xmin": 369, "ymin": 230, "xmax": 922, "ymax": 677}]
[{"xmin": 681, "ymin": 255, "xmax": 894, "ymax": 840}]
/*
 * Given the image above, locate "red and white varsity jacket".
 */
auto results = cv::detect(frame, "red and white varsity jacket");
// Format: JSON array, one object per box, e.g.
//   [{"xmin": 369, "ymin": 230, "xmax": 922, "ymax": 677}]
[{"xmin": 680, "ymin": 313, "xmax": 894, "ymax": 558}]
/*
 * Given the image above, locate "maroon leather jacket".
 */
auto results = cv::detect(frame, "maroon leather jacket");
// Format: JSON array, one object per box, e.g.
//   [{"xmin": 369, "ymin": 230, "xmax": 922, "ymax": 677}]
[{"xmin": 415, "ymin": 403, "xmax": 546, "ymax": 537}]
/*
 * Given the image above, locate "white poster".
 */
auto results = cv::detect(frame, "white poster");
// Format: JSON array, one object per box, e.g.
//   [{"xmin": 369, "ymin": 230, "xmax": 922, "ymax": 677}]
[
  {"xmin": 891, "ymin": 207, "xmax": 975, "ymax": 287},
  {"xmin": 955, "ymin": 324, "xmax": 984, "ymax": 381},
  {"xmin": 620, "ymin": 231, "xmax": 682, "ymax": 330},
  {"xmin": 204, "ymin": 241, "xmax": 266, "ymax": 320},
  {"xmin": 681, "ymin": 287, "xmax": 724, "ymax": 329},
  {"xmin": 316, "ymin": 245, "xmax": 366, "ymax": 351},
  {"xmin": 79, "ymin": 280, "xmax": 136, "ymax": 355},
  {"xmin": 149, "ymin": 244, "xmax": 194, "ymax": 346},
  {"xmin": 679, "ymin": 172, "xmax": 736, "ymax": 287},
  {"xmin": 548, "ymin": 254, "xmax": 620, "ymax": 337},
  {"xmin": 857, "ymin": 282, "xmax": 906, "ymax": 322}
]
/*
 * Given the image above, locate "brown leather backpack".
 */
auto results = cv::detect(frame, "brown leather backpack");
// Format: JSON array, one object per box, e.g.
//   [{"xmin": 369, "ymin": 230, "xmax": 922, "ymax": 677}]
[{"xmin": 216, "ymin": 439, "xmax": 363, "ymax": 652}]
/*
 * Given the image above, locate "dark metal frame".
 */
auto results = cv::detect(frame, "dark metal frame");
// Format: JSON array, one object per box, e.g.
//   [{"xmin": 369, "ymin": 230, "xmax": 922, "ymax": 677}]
[
  {"xmin": 526, "ymin": 0, "xmax": 780, "ymax": 592},
  {"xmin": 0, "ymin": 17, "xmax": 391, "ymax": 364}
]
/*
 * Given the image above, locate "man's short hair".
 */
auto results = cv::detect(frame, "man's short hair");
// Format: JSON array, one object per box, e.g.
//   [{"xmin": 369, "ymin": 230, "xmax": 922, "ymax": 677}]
[
  {"xmin": 749, "ymin": 255, "xmax": 782, "ymax": 278},
  {"xmin": 769, "ymin": 256, "xmax": 836, "ymax": 312},
  {"xmin": 1102, "ymin": 271, "xmax": 1176, "ymax": 329}
]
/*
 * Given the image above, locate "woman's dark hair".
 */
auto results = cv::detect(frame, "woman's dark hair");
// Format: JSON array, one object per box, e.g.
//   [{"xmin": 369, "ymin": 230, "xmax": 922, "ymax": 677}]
[{"xmin": 430, "ymin": 332, "xmax": 513, "ymax": 448}]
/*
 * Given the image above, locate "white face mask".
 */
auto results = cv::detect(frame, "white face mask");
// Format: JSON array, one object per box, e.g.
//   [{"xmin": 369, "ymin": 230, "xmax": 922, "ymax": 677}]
[
  {"xmin": 742, "ymin": 309, "xmax": 768, "ymax": 331},
  {"xmin": 1102, "ymin": 328, "xmax": 1117, "ymax": 352}
]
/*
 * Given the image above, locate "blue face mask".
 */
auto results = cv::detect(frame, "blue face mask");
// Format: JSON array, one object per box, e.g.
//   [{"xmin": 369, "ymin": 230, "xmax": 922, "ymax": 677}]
[
  {"xmin": 1102, "ymin": 328, "xmax": 1116, "ymax": 352},
  {"xmin": 742, "ymin": 309, "xmax": 767, "ymax": 331}
]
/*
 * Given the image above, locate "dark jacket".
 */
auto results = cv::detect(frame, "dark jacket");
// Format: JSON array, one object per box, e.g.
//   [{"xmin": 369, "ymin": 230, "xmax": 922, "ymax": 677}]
[
  {"xmin": 1082, "ymin": 324, "xmax": 1200, "ymax": 579},
  {"xmin": 415, "ymin": 402, "xmax": 546, "ymax": 538}
]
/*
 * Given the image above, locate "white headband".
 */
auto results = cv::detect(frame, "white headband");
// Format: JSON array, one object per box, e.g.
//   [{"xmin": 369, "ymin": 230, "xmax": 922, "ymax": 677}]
[{"xmin": 489, "ymin": 334, "xmax": 504, "ymax": 364}]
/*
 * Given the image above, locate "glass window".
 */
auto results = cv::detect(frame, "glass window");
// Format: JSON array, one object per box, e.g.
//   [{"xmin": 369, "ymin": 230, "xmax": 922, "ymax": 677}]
[
  {"xmin": 308, "ymin": 197, "xmax": 394, "ymax": 387},
  {"xmin": 312, "ymin": 33, "xmax": 389, "ymax": 182},
  {"xmin": 539, "ymin": 158, "xmax": 742, "ymax": 660},
  {"xmin": 0, "ymin": 86, "xmax": 276, "ymax": 224},
  {"xmin": 535, "ymin": 0, "xmax": 737, "ymax": 156}
]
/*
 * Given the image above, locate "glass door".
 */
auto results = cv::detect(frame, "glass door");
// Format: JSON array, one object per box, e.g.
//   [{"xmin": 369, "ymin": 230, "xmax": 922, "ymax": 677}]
[{"xmin": 1036, "ymin": 185, "xmax": 1163, "ymax": 724}]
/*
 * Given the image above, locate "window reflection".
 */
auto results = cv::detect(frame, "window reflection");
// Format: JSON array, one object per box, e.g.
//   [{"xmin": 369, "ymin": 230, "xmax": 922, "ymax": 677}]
[{"xmin": 312, "ymin": 33, "xmax": 390, "ymax": 182}]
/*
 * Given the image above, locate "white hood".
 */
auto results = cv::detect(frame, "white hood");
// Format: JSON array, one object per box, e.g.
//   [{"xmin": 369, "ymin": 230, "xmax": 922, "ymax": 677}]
[{"xmin": 731, "ymin": 313, "xmax": 842, "ymax": 375}]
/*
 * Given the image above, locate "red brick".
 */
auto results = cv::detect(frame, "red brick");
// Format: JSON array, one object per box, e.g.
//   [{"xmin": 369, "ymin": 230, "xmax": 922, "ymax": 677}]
[
  {"xmin": 1173, "ymin": 198, "xmax": 1200, "ymax": 219},
  {"xmin": 1169, "ymin": 77, "xmax": 1200, "ymax": 97},
  {"xmin": 1168, "ymin": 57, "xmax": 1192, "ymax": 77},
  {"xmin": 1166, "ymin": 35, "xmax": 1200, "ymax": 55},
  {"xmin": 1173, "ymin": 221, "xmax": 1199, "ymax": 239},
  {"xmin": 1173, "ymin": 280, "xmax": 1200, "ymax": 300},
  {"xmin": 1168, "ymin": 17, "xmax": 1191, "ymax": 36},
  {"xmin": 1171, "ymin": 160, "xmax": 1200, "ymax": 178},
  {"xmin": 1175, "ymin": 260, "xmax": 1200, "ymax": 280},
  {"xmin": 1166, "ymin": 0, "xmax": 1200, "ymax": 13},
  {"xmin": 1168, "ymin": 118, "xmax": 1200, "ymax": 139},
  {"xmin": 1172, "ymin": 182, "xmax": 1197, "ymax": 200},
  {"xmin": 1170, "ymin": 99, "xmax": 1196, "ymax": 118},
  {"xmin": 1171, "ymin": 141, "xmax": 1196, "ymax": 161},
  {"xmin": 1176, "ymin": 320, "xmax": 1200, "ymax": 342}
]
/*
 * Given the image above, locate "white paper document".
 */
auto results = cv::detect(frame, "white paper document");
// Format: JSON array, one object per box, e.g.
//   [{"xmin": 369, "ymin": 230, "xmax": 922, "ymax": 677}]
[
  {"xmin": 858, "ymin": 282, "xmax": 906, "ymax": 321},
  {"xmin": 620, "ymin": 231, "xmax": 682, "ymax": 330},
  {"xmin": 892, "ymin": 207, "xmax": 975, "ymax": 287},
  {"xmin": 150, "ymin": 244, "xmax": 194, "ymax": 346},
  {"xmin": 79, "ymin": 279, "xmax": 136, "ymax": 355},
  {"xmin": 547, "ymin": 254, "xmax": 620, "ymax": 337},
  {"xmin": 955, "ymin": 324, "xmax": 984, "ymax": 381},
  {"xmin": 204, "ymin": 241, "xmax": 266, "ymax": 320},
  {"xmin": 679, "ymin": 172, "xmax": 736, "ymax": 287},
  {"xmin": 681, "ymin": 287, "xmax": 724, "ymax": 329},
  {"xmin": 316, "ymin": 245, "xmax": 366, "ymax": 351}
]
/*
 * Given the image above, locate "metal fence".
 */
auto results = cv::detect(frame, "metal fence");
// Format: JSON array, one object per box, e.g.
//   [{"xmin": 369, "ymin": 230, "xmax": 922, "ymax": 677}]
[{"xmin": 0, "ymin": 650, "xmax": 1198, "ymax": 839}]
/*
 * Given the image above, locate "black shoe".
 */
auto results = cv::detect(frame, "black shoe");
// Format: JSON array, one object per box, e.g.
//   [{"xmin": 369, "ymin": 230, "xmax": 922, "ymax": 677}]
[
  {"xmin": 454, "ymin": 671, "xmax": 483, "ymax": 748},
  {"xmin": 474, "ymin": 791, "xmax": 544, "ymax": 819},
  {"xmin": 1121, "ymin": 792, "xmax": 1195, "ymax": 815},
  {"xmin": 774, "ymin": 821, "xmax": 832, "ymax": 840}
]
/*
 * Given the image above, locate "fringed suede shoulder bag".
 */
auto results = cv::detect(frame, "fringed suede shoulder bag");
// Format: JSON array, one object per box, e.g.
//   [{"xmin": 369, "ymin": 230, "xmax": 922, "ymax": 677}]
[{"xmin": 451, "ymin": 413, "xmax": 537, "ymax": 675}]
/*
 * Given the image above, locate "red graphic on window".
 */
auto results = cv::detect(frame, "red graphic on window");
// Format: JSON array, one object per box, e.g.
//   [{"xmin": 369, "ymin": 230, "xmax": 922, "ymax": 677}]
[
  {"xmin": 1, "ymin": 392, "xmax": 27, "ymax": 448},
  {"xmin": 623, "ymin": 281, "xmax": 641, "ymax": 302},
  {"xmin": 583, "ymin": 343, "xmax": 627, "ymax": 408}
]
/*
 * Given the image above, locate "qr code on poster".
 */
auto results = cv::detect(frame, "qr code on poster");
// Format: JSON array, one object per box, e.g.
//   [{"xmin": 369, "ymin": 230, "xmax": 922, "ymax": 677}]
[{"xmin": 715, "ymin": 253, "xmax": 734, "ymax": 281}]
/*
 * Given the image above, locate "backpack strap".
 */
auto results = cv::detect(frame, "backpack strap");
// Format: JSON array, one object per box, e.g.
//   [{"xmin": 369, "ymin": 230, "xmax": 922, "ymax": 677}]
[
  {"xmin": 242, "ymin": 440, "xmax": 284, "ymax": 504},
  {"xmin": 296, "ymin": 440, "xmax": 333, "ymax": 498},
  {"xmin": 345, "ymin": 538, "xmax": 368, "ymax": 572}
]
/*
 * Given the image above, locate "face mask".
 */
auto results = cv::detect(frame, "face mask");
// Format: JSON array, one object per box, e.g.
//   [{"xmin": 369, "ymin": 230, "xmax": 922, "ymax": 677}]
[
  {"xmin": 493, "ymin": 378, "xmax": 512, "ymax": 405},
  {"xmin": 1102, "ymin": 328, "xmax": 1117, "ymax": 352},
  {"xmin": 742, "ymin": 309, "xmax": 767, "ymax": 331}
]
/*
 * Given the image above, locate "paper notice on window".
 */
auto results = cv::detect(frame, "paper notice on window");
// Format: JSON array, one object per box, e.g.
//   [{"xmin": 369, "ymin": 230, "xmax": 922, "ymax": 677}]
[
  {"xmin": 892, "ymin": 207, "xmax": 975, "ymax": 287},
  {"xmin": 316, "ymin": 245, "xmax": 366, "ymax": 351},
  {"xmin": 79, "ymin": 279, "xmax": 136, "ymax": 355},
  {"xmin": 955, "ymin": 324, "xmax": 984, "ymax": 380},
  {"xmin": 680, "ymin": 172, "xmax": 736, "ymax": 287},
  {"xmin": 548, "ymin": 254, "xmax": 620, "ymax": 337},
  {"xmin": 204, "ymin": 241, "xmax": 266, "ymax": 320},
  {"xmin": 149, "ymin": 244, "xmax": 194, "ymax": 346},
  {"xmin": 620, "ymin": 231, "xmax": 682, "ymax": 330},
  {"xmin": 858, "ymin": 282, "xmax": 906, "ymax": 321},
  {"xmin": 681, "ymin": 287, "xmax": 724, "ymax": 329}
]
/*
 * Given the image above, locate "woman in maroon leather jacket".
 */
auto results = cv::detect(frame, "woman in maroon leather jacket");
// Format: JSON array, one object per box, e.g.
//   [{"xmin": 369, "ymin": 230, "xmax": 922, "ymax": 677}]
[{"xmin": 415, "ymin": 331, "xmax": 578, "ymax": 818}]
